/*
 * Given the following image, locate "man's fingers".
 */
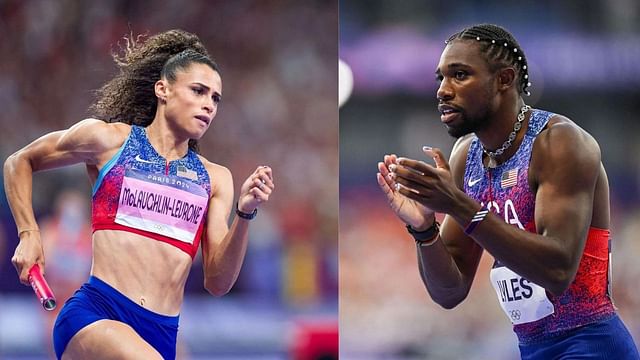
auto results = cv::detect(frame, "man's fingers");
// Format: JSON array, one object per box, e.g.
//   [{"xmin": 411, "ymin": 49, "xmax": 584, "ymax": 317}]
[
  {"xmin": 376, "ymin": 173, "xmax": 392, "ymax": 195},
  {"xmin": 383, "ymin": 154, "xmax": 398, "ymax": 168},
  {"xmin": 378, "ymin": 162, "xmax": 399, "ymax": 190},
  {"xmin": 394, "ymin": 174, "xmax": 431, "ymax": 196},
  {"xmin": 423, "ymin": 146, "xmax": 450, "ymax": 171},
  {"xmin": 392, "ymin": 162, "xmax": 437, "ymax": 185},
  {"xmin": 397, "ymin": 185, "xmax": 426, "ymax": 203},
  {"xmin": 377, "ymin": 173, "xmax": 399, "ymax": 205},
  {"xmin": 396, "ymin": 157, "xmax": 438, "ymax": 176},
  {"xmin": 378, "ymin": 161, "xmax": 389, "ymax": 176},
  {"xmin": 377, "ymin": 172, "xmax": 396, "ymax": 195}
]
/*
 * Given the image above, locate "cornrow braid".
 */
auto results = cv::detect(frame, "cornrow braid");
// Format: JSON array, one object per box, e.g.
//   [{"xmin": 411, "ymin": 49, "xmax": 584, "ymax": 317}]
[{"xmin": 446, "ymin": 24, "xmax": 531, "ymax": 96}]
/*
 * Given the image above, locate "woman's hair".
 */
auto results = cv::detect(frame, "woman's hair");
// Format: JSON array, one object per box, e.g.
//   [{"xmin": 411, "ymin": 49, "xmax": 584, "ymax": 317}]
[{"xmin": 89, "ymin": 29, "xmax": 220, "ymax": 152}]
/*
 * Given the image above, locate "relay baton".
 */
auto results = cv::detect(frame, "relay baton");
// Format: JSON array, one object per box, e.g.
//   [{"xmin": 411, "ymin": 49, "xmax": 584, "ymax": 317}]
[{"xmin": 28, "ymin": 264, "xmax": 57, "ymax": 311}]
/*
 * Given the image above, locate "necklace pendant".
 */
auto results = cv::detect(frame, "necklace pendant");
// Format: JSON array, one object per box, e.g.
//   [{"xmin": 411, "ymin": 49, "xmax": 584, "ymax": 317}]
[{"xmin": 487, "ymin": 156, "xmax": 498, "ymax": 169}]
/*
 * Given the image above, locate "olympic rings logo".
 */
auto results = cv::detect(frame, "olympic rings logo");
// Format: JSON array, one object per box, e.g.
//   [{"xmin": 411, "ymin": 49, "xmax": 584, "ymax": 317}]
[{"xmin": 509, "ymin": 310, "xmax": 521, "ymax": 321}]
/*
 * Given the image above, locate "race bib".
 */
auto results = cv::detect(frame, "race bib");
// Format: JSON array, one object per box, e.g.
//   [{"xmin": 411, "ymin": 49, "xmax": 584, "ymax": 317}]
[
  {"xmin": 490, "ymin": 265, "xmax": 554, "ymax": 325},
  {"xmin": 115, "ymin": 169, "xmax": 209, "ymax": 244}
]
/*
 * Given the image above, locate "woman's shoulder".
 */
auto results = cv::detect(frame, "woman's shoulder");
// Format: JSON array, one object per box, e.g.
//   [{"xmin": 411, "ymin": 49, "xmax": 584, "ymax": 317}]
[
  {"xmin": 195, "ymin": 155, "xmax": 233, "ymax": 196},
  {"xmin": 74, "ymin": 118, "xmax": 131, "ymax": 137},
  {"xmin": 51, "ymin": 119, "xmax": 133, "ymax": 167},
  {"xmin": 91, "ymin": 118, "xmax": 131, "ymax": 131},
  {"xmin": 196, "ymin": 155, "xmax": 231, "ymax": 178},
  {"xmin": 66, "ymin": 119, "xmax": 132, "ymax": 157}
]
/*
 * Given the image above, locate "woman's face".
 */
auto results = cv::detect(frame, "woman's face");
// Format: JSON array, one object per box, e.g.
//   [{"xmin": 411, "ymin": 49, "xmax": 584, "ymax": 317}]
[{"xmin": 160, "ymin": 62, "xmax": 222, "ymax": 140}]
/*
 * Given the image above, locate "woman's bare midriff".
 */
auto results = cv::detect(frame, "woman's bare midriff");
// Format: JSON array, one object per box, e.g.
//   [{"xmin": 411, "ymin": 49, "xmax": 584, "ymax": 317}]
[{"xmin": 90, "ymin": 229, "xmax": 193, "ymax": 316}]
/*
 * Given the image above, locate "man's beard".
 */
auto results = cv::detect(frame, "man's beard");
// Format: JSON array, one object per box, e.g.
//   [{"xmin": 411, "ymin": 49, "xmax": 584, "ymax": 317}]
[{"xmin": 445, "ymin": 108, "xmax": 491, "ymax": 138}]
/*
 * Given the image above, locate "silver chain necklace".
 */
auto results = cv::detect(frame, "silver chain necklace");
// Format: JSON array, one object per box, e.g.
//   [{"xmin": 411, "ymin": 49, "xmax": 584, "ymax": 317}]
[{"xmin": 483, "ymin": 104, "xmax": 530, "ymax": 169}]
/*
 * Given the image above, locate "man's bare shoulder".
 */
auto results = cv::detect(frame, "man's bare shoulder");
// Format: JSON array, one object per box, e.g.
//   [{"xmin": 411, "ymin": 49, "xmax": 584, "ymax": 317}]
[
  {"xmin": 536, "ymin": 114, "xmax": 599, "ymax": 157},
  {"xmin": 451, "ymin": 134, "xmax": 475, "ymax": 159},
  {"xmin": 450, "ymin": 133, "xmax": 475, "ymax": 168},
  {"xmin": 532, "ymin": 113, "xmax": 601, "ymax": 184}
]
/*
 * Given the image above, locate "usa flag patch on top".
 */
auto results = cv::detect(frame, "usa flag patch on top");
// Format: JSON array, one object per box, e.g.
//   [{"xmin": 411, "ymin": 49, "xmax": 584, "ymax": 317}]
[
  {"xmin": 501, "ymin": 168, "xmax": 518, "ymax": 188},
  {"xmin": 177, "ymin": 165, "xmax": 199, "ymax": 181}
]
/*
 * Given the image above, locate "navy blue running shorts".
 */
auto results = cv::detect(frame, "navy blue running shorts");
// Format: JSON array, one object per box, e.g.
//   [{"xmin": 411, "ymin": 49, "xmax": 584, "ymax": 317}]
[
  {"xmin": 519, "ymin": 314, "xmax": 639, "ymax": 359},
  {"xmin": 53, "ymin": 276, "xmax": 179, "ymax": 359}
]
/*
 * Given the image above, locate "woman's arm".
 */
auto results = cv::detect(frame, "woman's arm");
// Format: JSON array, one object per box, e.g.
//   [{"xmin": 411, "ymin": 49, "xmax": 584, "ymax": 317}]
[
  {"xmin": 4, "ymin": 119, "xmax": 125, "ymax": 284},
  {"xmin": 201, "ymin": 164, "xmax": 274, "ymax": 296}
]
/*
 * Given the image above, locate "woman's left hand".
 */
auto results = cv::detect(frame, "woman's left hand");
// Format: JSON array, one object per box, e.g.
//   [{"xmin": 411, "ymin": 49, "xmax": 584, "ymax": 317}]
[{"xmin": 237, "ymin": 165, "xmax": 274, "ymax": 213}]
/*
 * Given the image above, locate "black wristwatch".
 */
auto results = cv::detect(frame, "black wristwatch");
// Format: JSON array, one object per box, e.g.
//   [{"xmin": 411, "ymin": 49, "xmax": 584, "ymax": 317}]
[
  {"xmin": 406, "ymin": 220, "xmax": 440, "ymax": 244},
  {"xmin": 235, "ymin": 202, "xmax": 257, "ymax": 220}
]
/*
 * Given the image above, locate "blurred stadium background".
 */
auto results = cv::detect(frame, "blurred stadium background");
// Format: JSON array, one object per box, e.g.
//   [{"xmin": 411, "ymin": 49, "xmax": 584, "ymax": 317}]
[
  {"xmin": 340, "ymin": 1, "xmax": 640, "ymax": 359},
  {"xmin": 0, "ymin": 1, "xmax": 337, "ymax": 359}
]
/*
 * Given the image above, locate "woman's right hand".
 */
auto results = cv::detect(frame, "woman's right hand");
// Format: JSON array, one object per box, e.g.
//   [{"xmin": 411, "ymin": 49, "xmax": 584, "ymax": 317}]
[
  {"xmin": 376, "ymin": 154, "xmax": 435, "ymax": 230},
  {"xmin": 11, "ymin": 231, "xmax": 45, "ymax": 285}
]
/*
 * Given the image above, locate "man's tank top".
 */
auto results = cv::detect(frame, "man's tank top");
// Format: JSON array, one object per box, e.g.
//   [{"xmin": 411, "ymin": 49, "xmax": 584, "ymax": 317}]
[
  {"xmin": 92, "ymin": 125, "xmax": 211, "ymax": 259},
  {"xmin": 463, "ymin": 109, "xmax": 614, "ymax": 343}
]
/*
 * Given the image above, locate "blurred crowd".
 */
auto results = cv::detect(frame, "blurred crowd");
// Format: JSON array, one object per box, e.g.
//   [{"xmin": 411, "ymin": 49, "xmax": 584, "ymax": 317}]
[
  {"xmin": 0, "ymin": 0, "xmax": 337, "ymax": 358},
  {"xmin": 340, "ymin": 0, "xmax": 640, "ymax": 359}
]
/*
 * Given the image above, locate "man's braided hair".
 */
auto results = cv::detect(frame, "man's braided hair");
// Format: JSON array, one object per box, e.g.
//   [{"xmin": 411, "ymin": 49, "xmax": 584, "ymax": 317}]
[{"xmin": 446, "ymin": 24, "xmax": 531, "ymax": 96}]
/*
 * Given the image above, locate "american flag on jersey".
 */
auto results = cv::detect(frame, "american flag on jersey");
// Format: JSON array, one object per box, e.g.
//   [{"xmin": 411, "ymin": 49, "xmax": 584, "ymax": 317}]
[{"xmin": 501, "ymin": 168, "xmax": 518, "ymax": 188}]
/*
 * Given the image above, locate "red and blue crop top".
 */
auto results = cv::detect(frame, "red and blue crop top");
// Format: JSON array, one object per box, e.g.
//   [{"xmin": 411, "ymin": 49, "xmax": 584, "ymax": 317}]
[{"xmin": 92, "ymin": 125, "xmax": 211, "ymax": 259}]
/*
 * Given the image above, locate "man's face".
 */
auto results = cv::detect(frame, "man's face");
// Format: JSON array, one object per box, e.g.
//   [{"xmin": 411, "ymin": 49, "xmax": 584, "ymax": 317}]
[{"xmin": 435, "ymin": 40, "xmax": 498, "ymax": 138}]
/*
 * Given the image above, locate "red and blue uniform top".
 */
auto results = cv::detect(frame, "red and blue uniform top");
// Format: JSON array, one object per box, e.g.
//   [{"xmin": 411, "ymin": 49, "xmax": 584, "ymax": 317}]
[
  {"xmin": 92, "ymin": 125, "xmax": 211, "ymax": 259},
  {"xmin": 463, "ymin": 109, "xmax": 614, "ymax": 344}
]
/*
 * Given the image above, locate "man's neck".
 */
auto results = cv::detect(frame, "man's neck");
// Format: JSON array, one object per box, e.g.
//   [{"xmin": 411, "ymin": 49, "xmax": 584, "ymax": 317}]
[{"xmin": 476, "ymin": 99, "xmax": 528, "ymax": 166}]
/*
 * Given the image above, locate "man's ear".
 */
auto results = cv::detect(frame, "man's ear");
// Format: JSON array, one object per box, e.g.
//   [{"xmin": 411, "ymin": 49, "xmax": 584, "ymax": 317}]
[
  {"xmin": 497, "ymin": 67, "xmax": 517, "ymax": 92},
  {"xmin": 155, "ymin": 79, "xmax": 169, "ymax": 103}
]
